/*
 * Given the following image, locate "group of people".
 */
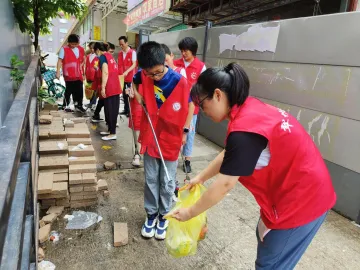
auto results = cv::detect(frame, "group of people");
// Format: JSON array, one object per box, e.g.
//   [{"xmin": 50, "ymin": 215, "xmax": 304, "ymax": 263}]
[{"xmin": 57, "ymin": 33, "xmax": 337, "ymax": 269}]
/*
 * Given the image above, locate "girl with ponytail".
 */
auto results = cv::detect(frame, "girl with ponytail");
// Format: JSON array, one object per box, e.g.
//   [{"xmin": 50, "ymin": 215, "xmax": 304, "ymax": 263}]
[{"xmin": 169, "ymin": 62, "xmax": 336, "ymax": 269}]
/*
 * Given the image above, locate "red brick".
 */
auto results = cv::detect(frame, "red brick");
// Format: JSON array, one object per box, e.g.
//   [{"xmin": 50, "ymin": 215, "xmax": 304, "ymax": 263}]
[
  {"xmin": 114, "ymin": 223, "xmax": 128, "ymax": 247},
  {"xmin": 69, "ymin": 174, "xmax": 82, "ymax": 185},
  {"xmin": 39, "ymin": 154, "xmax": 69, "ymax": 170},
  {"xmin": 69, "ymin": 164, "xmax": 97, "ymax": 174},
  {"xmin": 69, "ymin": 145, "xmax": 95, "ymax": 157}
]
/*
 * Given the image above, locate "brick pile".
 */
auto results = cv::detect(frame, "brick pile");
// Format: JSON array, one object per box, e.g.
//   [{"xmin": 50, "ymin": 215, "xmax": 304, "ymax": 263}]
[{"xmin": 38, "ymin": 104, "xmax": 101, "ymax": 209}]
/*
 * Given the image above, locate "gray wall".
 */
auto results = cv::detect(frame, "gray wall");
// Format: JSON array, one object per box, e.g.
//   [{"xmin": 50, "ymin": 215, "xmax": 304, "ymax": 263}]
[
  {"xmin": 150, "ymin": 12, "xmax": 360, "ymax": 222},
  {"xmin": 0, "ymin": 0, "xmax": 32, "ymax": 126}
]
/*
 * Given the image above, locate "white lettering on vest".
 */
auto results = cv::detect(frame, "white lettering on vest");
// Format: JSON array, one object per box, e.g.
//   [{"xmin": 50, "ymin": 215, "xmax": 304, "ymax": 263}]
[
  {"xmin": 281, "ymin": 119, "xmax": 293, "ymax": 133},
  {"xmin": 172, "ymin": 102, "xmax": 181, "ymax": 112},
  {"xmin": 191, "ymin": 72, "xmax": 197, "ymax": 80}
]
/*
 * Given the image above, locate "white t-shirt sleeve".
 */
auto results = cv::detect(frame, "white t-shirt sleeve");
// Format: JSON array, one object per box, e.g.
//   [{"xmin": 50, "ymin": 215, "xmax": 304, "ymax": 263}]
[
  {"xmin": 180, "ymin": 68, "xmax": 187, "ymax": 78},
  {"xmin": 201, "ymin": 65, "xmax": 206, "ymax": 73},
  {"xmin": 58, "ymin": 47, "xmax": 65, "ymax": 59},
  {"xmin": 132, "ymin": 50, "xmax": 137, "ymax": 62}
]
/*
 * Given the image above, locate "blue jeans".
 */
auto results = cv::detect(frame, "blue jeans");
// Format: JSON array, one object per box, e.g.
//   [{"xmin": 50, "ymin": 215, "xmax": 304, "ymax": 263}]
[
  {"xmin": 256, "ymin": 212, "xmax": 328, "ymax": 270},
  {"xmin": 143, "ymin": 153, "xmax": 177, "ymax": 216},
  {"xmin": 182, "ymin": 114, "xmax": 197, "ymax": 157}
]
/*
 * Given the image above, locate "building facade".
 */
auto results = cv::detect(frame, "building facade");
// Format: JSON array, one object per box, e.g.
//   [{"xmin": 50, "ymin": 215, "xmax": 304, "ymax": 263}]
[{"xmin": 38, "ymin": 14, "xmax": 75, "ymax": 54}]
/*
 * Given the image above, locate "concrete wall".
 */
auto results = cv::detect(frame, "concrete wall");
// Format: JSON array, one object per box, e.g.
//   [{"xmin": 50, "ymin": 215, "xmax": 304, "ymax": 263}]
[
  {"xmin": 149, "ymin": 12, "xmax": 360, "ymax": 222},
  {"xmin": 0, "ymin": 0, "xmax": 31, "ymax": 126},
  {"xmin": 105, "ymin": 12, "xmax": 127, "ymax": 45}
]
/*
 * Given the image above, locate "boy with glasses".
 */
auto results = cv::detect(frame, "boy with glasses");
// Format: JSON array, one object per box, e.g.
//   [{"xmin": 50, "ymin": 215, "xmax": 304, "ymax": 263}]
[{"xmin": 131, "ymin": 42, "xmax": 191, "ymax": 240}]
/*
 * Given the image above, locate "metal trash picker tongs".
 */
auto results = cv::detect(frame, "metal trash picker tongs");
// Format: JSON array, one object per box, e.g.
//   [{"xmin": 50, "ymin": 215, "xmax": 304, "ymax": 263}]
[
  {"xmin": 180, "ymin": 150, "xmax": 191, "ymax": 184},
  {"xmin": 127, "ymin": 93, "xmax": 140, "ymax": 166},
  {"xmin": 141, "ymin": 103, "xmax": 178, "ymax": 201}
]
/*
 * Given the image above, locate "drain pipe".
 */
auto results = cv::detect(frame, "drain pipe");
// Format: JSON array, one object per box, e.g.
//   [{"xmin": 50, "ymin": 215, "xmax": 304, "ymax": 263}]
[{"xmin": 202, "ymin": 20, "xmax": 212, "ymax": 63}]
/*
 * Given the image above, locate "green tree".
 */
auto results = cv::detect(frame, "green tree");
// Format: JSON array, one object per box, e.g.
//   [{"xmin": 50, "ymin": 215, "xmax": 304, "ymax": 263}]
[{"xmin": 12, "ymin": 0, "xmax": 87, "ymax": 50}]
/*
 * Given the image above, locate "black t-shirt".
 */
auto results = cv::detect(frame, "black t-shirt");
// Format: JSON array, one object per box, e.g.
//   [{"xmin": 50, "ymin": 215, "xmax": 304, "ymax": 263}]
[{"xmin": 220, "ymin": 132, "xmax": 268, "ymax": 177}]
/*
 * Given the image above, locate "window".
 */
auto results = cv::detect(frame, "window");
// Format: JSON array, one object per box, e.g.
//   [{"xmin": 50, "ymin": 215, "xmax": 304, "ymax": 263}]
[
  {"xmin": 48, "ymin": 37, "xmax": 53, "ymax": 41},
  {"xmin": 48, "ymin": 48, "xmax": 53, "ymax": 52},
  {"xmin": 59, "ymin": 18, "xmax": 68, "ymax": 24},
  {"xmin": 59, "ymin": 28, "xmax": 68, "ymax": 34},
  {"xmin": 60, "ymin": 38, "xmax": 64, "ymax": 43}
]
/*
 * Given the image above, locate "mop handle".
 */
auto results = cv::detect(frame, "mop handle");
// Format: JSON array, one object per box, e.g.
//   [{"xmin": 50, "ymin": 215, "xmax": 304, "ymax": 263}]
[{"xmin": 141, "ymin": 104, "xmax": 171, "ymax": 183}]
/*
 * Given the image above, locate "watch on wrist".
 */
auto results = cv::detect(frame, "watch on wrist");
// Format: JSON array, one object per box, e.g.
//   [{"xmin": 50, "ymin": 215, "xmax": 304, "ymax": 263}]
[{"xmin": 183, "ymin": 127, "xmax": 190, "ymax": 134}]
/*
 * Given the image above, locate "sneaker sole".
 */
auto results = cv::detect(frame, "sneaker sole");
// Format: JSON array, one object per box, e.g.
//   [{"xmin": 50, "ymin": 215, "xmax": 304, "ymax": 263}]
[
  {"xmin": 141, "ymin": 229, "xmax": 155, "ymax": 239},
  {"xmin": 91, "ymin": 119, "xmax": 101, "ymax": 123},
  {"xmin": 101, "ymin": 137, "xmax": 117, "ymax": 141}
]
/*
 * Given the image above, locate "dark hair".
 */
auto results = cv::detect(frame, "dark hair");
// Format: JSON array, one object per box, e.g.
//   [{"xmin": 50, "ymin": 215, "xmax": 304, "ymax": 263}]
[
  {"xmin": 137, "ymin": 41, "xmax": 165, "ymax": 69},
  {"xmin": 107, "ymin": 42, "xmax": 115, "ymax": 50},
  {"xmin": 93, "ymin": 42, "xmax": 107, "ymax": 52},
  {"xmin": 191, "ymin": 63, "xmax": 250, "ymax": 108},
  {"xmin": 88, "ymin": 42, "xmax": 94, "ymax": 48},
  {"xmin": 160, "ymin": 44, "xmax": 171, "ymax": 55},
  {"xmin": 178, "ymin": 37, "xmax": 198, "ymax": 56},
  {"xmin": 68, "ymin": 34, "xmax": 79, "ymax": 43},
  {"xmin": 118, "ymin": 36, "xmax": 128, "ymax": 43}
]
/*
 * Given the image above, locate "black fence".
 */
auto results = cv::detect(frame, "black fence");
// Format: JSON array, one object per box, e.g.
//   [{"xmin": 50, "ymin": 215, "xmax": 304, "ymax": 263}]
[{"xmin": 0, "ymin": 52, "xmax": 41, "ymax": 269}]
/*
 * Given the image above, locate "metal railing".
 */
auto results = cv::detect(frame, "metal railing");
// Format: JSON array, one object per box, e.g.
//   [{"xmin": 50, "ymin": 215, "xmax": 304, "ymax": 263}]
[{"xmin": 0, "ymin": 51, "xmax": 41, "ymax": 269}]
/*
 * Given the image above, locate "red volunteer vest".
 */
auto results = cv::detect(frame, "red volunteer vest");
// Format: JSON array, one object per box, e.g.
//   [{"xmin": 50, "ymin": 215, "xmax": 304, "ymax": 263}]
[
  {"xmin": 92, "ymin": 53, "xmax": 122, "ymax": 99},
  {"xmin": 227, "ymin": 97, "xmax": 336, "ymax": 229},
  {"xmin": 174, "ymin": 66, "xmax": 182, "ymax": 74},
  {"xmin": 62, "ymin": 46, "xmax": 83, "ymax": 81},
  {"xmin": 85, "ymin": 54, "xmax": 99, "ymax": 81},
  {"xmin": 118, "ymin": 48, "xmax": 135, "ymax": 83},
  {"xmin": 174, "ymin": 57, "xmax": 205, "ymax": 115},
  {"xmin": 138, "ymin": 71, "xmax": 190, "ymax": 161}
]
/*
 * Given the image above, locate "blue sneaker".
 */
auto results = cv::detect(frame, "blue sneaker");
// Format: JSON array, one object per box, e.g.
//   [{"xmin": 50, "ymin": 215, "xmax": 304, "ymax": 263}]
[
  {"xmin": 155, "ymin": 215, "xmax": 169, "ymax": 240},
  {"xmin": 141, "ymin": 214, "xmax": 158, "ymax": 238}
]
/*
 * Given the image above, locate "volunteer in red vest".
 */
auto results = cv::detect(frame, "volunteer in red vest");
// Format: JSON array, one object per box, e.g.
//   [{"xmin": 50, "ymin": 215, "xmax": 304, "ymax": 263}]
[
  {"xmin": 169, "ymin": 63, "xmax": 337, "ymax": 269},
  {"xmin": 85, "ymin": 42, "xmax": 99, "ymax": 110},
  {"xmin": 174, "ymin": 37, "xmax": 206, "ymax": 174},
  {"xmin": 93, "ymin": 42, "xmax": 122, "ymax": 141},
  {"xmin": 161, "ymin": 43, "xmax": 195, "ymax": 197},
  {"xmin": 118, "ymin": 36, "xmax": 137, "ymax": 117},
  {"xmin": 57, "ymin": 34, "xmax": 86, "ymax": 113},
  {"xmin": 131, "ymin": 42, "xmax": 191, "ymax": 240}
]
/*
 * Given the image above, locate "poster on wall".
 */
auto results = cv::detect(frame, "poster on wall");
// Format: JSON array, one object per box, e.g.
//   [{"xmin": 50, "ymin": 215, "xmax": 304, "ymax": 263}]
[
  {"xmin": 123, "ymin": 0, "xmax": 166, "ymax": 28},
  {"xmin": 93, "ymin": 26, "xmax": 101, "ymax": 40}
]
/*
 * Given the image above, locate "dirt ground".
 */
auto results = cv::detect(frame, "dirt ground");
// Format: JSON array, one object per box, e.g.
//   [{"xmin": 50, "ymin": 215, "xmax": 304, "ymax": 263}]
[{"xmin": 43, "ymin": 109, "xmax": 360, "ymax": 270}]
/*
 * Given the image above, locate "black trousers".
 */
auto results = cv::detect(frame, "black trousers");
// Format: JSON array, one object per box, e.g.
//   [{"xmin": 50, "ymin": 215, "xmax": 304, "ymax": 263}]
[
  {"xmin": 63, "ymin": 80, "xmax": 83, "ymax": 107},
  {"xmin": 122, "ymin": 82, "xmax": 132, "ymax": 113},
  {"xmin": 104, "ymin": 94, "xmax": 120, "ymax": 134},
  {"xmin": 94, "ymin": 98, "xmax": 104, "ymax": 117}
]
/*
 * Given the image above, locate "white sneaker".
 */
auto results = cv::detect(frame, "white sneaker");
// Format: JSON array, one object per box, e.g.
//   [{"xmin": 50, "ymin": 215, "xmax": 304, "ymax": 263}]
[
  {"xmin": 155, "ymin": 216, "xmax": 169, "ymax": 240},
  {"xmin": 141, "ymin": 215, "xmax": 158, "ymax": 239},
  {"xmin": 116, "ymin": 123, "xmax": 119, "ymax": 127},
  {"xmin": 100, "ymin": 131, "xmax": 110, "ymax": 135},
  {"xmin": 102, "ymin": 135, "xmax": 117, "ymax": 141},
  {"xmin": 132, "ymin": 154, "xmax": 141, "ymax": 167}
]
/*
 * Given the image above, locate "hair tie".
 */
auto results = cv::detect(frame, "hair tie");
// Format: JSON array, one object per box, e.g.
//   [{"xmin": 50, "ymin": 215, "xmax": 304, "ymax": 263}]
[{"xmin": 223, "ymin": 64, "xmax": 233, "ymax": 74}]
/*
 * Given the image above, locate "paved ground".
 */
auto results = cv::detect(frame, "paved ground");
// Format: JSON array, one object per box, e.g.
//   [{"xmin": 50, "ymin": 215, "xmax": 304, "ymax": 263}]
[{"xmin": 44, "ymin": 101, "xmax": 360, "ymax": 270}]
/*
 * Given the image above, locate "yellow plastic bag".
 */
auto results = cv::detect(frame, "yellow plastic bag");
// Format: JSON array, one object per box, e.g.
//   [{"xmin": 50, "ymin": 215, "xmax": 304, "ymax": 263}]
[
  {"xmin": 85, "ymin": 82, "xmax": 94, "ymax": 100},
  {"xmin": 119, "ymin": 75, "xmax": 124, "ymax": 89},
  {"xmin": 165, "ymin": 184, "xmax": 207, "ymax": 258}
]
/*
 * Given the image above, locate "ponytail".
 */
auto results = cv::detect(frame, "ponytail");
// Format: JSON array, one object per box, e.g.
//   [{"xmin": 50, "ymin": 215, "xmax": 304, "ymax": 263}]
[{"xmin": 93, "ymin": 42, "xmax": 107, "ymax": 52}]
